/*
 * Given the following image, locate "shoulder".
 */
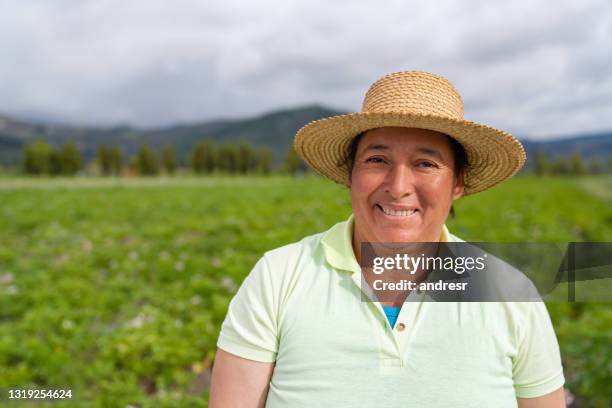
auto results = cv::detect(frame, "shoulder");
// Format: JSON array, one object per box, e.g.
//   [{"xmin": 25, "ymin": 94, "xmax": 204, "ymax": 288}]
[
  {"xmin": 259, "ymin": 230, "xmax": 327, "ymax": 280},
  {"xmin": 262, "ymin": 230, "xmax": 325, "ymax": 266},
  {"xmin": 249, "ymin": 229, "xmax": 328, "ymax": 295},
  {"xmin": 218, "ymin": 232, "xmax": 329, "ymax": 363},
  {"xmin": 446, "ymin": 232, "xmax": 552, "ymax": 333}
]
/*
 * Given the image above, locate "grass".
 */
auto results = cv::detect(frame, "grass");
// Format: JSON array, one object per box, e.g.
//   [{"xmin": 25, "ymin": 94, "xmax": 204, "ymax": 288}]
[{"xmin": 0, "ymin": 174, "xmax": 610, "ymax": 407}]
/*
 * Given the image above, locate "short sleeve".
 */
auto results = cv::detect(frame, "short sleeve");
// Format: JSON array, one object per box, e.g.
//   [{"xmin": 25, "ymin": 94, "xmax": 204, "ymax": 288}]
[
  {"xmin": 216, "ymin": 256, "xmax": 279, "ymax": 363},
  {"xmin": 512, "ymin": 302, "xmax": 565, "ymax": 398}
]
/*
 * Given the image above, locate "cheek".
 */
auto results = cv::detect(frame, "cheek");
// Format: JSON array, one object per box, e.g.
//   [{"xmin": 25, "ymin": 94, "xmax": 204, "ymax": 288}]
[
  {"xmin": 417, "ymin": 175, "xmax": 455, "ymax": 203},
  {"xmin": 350, "ymin": 170, "xmax": 380, "ymax": 201},
  {"xmin": 351, "ymin": 186, "xmax": 371, "ymax": 212}
]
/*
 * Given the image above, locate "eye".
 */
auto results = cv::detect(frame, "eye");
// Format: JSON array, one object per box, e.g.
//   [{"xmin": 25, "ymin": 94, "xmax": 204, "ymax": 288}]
[
  {"xmin": 416, "ymin": 161, "xmax": 438, "ymax": 168},
  {"xmin": 365, "ymin": 156, "xmax": 387, "ymax": 164}
]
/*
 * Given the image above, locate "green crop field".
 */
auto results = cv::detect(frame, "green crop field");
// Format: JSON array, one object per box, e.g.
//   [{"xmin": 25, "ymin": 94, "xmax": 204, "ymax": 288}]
[{"xmin": 0, "ymin": 175, "xmax": 610, "ymax": 407}]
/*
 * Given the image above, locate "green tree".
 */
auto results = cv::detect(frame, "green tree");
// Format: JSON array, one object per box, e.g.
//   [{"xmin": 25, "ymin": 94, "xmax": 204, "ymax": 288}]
[
  {"xmin": 569, "ymin": 152, "xmax": 585, "ymax": 176},
  {"xmin": 109, "ymin": 145, "xmax": 123, "ymax": 175},
  {"xmin": 285, "ymin": 146, "xmax": 308, "ymax": 175},
  {"xmin": 552, "ymin": 157, "xmax": 572, "ymax": 175},
  {"xmin": 204, "ymin": 143, "xmax": 216, "ymax": 173},
  {"xmin": 23, "ymin": 139, "xmax": 53, "ymax": 175},
  {"xmin": 258, "ymin": 147, "xmax": 273, "ymax": 175},
  {"xmin": 550, "ymin": 157, "xmax": 569, "ymax": 175},
  {"xmin": 127, "ymin": 155, "xmax": 138, "ymax": 176},
  {"xmin": 237, "ymin": 143, "xmax": 257, "ymax": 174},
  {"xmin": 218, "ymin": 145, "xmax": 239, "ymax": 174},
  {"xmin": 588, "ymin": 160, "xmax": 603, "ymax": 174},
  {"xmin": 161, "ymin": 144, "xmax": 177, "ymax": 175},
  {"xmin": 192, "ymin": 143, "xmax": 206, "ymax": 174},
  {"xmin": 137, "ymin": 144, "xmax": 159, "ymax": 176},
  {"xmin": 59, "ymin": 142, "xmax": 82, "ymax": 175},
  {"xmin": 193, "ymin": 142, "xmax": 218, "ymax": 174},
  {"xmin": 534, "ymin": 151, "xmax": 548, "ymax": 176},
  {"xmin": 49, "ymin": 149, "xmax": 62, "ymax": 175},
  {"xmin": 97, "ymin": 144, "xmax": 112, "ymax": 175}
]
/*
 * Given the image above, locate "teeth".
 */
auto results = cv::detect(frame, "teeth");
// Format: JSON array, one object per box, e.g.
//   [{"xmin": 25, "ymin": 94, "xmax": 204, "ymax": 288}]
[{"xmin": 381, "ymin": 206, "xmax": 416, "ymax": 217}]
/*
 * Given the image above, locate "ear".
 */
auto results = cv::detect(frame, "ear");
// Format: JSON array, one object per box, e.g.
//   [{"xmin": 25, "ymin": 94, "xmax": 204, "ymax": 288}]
[{"xmin": 452, "ymin": 169, "xmax": 465, "ymax": 200}]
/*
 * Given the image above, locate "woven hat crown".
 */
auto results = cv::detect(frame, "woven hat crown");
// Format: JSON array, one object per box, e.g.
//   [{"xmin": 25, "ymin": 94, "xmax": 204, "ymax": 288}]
[{"xmin": 362, "ymin": 71, "xmax": 464, "ymax": 120}]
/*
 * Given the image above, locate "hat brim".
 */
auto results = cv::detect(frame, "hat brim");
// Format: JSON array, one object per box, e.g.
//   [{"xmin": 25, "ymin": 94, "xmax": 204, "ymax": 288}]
[{"xmin": 294, "ymin": 112, "xmax": 526, "ymax": 195}]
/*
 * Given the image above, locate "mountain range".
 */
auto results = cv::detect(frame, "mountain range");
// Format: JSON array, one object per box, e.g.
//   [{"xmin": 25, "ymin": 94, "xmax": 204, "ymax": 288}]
[{"xmin": 0, "ymin": 106, "xmax": 611, "ymax": 169}]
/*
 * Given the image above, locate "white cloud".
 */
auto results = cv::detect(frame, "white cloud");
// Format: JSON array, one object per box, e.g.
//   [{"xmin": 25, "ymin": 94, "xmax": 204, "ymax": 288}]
[{"xmin": 0, "ymin": 0, "xmax": 610, "ymax": 138}]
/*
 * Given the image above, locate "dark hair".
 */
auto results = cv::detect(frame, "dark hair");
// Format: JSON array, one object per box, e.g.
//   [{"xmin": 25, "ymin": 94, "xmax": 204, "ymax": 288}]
[{"xmin": 339, "ymin": 130, "xmax": 469, "ymax": 217}]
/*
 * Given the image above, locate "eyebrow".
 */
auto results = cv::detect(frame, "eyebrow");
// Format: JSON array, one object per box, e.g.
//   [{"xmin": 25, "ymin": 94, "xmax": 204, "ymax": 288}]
[
  {"xmin": 361, "ymin": 143, "xmax": 389, "ymax": 152},
  {"xmin": 361, "ymin": 143, "xmax": 445, "ymax": 161}
]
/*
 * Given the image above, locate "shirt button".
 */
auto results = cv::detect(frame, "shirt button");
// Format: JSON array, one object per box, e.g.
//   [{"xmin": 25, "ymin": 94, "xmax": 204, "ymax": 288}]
[{"xmin": 396, "ymin": 323, "xmax": 406, "ymax": 332}]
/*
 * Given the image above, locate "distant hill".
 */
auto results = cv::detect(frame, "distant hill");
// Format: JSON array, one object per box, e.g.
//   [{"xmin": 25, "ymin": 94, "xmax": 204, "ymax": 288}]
[
  {"xmin": 0, "ymin": 107, "xmax": 611, "ymax": 169},
  {"xmin": 521, "ymin": 132, "xmax": 612, "ymax": 167},
  {"xmin": 0, "ymin": 106, "xmax": 344, "ymax": 167}
]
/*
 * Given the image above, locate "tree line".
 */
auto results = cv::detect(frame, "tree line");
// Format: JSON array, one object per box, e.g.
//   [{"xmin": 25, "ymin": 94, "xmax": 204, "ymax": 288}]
[
  {"xmin": 20, "ymin": 139, "xmax": 310, "ymax": 176},
  {"xmin": 533, "ymin": 151, "xmax": 612, "ymax": 176},
  {"xmin": 20, "ymin": 140, "xmax": 610, "ymax": 177}
]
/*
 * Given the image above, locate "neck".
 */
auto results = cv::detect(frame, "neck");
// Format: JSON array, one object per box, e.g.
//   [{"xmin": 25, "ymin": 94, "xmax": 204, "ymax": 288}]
[
  {"xmin": 352, "ymin": 227, "xmax": 445, "ymax": 263},
  {"xmin": 352, "ymin": 223, "xmax": 445, "ymax": 307}
]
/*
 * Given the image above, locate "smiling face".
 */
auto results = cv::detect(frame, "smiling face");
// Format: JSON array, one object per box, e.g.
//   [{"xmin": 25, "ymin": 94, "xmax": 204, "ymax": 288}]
[{"xmin": 350, "ymin": 127, "xmax": 465, "ymax": 250}]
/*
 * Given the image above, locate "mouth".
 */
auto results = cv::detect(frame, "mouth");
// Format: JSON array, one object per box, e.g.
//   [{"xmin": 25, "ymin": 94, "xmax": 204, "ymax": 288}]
[{"xmin": 376, "ymin": 204, "xmax": 418, "ymax": 217}]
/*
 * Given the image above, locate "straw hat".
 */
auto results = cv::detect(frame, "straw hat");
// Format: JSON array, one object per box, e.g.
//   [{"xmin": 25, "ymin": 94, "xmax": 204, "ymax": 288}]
[{"xmin": 294, "ymin": 71, "xmax": 526, "ymax": 195}]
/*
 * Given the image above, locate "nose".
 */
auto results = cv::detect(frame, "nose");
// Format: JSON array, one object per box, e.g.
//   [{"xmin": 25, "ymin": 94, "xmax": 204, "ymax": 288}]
[{"xmin": 384, "ymin": 163, "xmax": 415, "ymax": 199}]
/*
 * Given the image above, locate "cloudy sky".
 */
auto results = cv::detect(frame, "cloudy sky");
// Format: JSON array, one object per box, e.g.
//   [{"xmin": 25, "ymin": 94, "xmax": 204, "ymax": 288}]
[{"xmin": 1, "ymin": 0, "xmax": 611, "ymax": 139}]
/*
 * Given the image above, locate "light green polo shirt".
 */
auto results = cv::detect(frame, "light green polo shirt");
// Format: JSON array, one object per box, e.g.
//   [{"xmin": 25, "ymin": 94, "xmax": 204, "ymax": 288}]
[{"xmin": 217, "ymin": 216, "xmax": 564, "ymax": 407}]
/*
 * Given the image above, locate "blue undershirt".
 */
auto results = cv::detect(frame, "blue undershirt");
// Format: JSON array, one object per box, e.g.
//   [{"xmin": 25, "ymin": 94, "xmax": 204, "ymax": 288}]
[{"xmin": 381, "ymin": 305, "xmax": 402, "ymax": 328}]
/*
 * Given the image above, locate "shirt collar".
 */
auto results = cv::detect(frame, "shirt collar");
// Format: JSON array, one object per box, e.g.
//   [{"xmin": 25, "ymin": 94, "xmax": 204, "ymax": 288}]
[
  {"xmin": 321, "ymin": 214, "xmax": 451, "ymax": 274},
  {"xmin": 321, "ymin": 214, "xmax": 361, "ymax": 273}
]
